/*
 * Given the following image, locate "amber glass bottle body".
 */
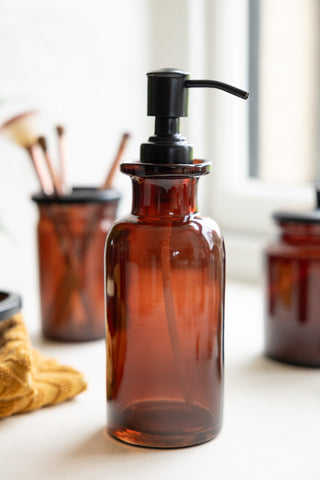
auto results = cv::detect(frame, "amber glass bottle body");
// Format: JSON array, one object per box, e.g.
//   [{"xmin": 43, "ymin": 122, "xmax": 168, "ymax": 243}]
[
  {"xmin": 33, "ymin": 188, "xmax": 120, "ymax": 342},
  {"xmin": 265, "ymin": 221, "xmax": 320, "ymax": 366},
  {"xmin": 105, "ymin": 164, "xmax": 225, "ymax": 448}
]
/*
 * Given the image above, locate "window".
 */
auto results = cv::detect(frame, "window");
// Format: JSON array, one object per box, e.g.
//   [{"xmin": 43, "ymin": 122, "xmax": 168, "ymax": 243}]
[
  {"xmin": 249, "ymin": 0, "xmax": 319, "ymax": 184},
  {"xmin": 203, "ymin": 0, "xmax": 319, "ymax": 280}
]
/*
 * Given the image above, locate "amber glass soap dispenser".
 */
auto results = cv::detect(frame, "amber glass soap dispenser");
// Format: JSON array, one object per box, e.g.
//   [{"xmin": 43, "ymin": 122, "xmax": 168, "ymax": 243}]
[{"xmin": 105, "ymin": 69, "xmax": 248, "ymax": 448}]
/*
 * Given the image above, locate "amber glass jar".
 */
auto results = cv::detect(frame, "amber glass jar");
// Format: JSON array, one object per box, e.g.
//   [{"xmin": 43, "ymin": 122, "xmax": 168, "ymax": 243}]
[
  {"xmin": 33, "ymin": 188, "xmax": 120, "ymax": 342},
  {"xmin": 265, "ymin": 208, "xmax": 320, "ymax": 366},
  {"xmin": 105, "ymin": 162, "xmax": 225, "ymax": 448}
]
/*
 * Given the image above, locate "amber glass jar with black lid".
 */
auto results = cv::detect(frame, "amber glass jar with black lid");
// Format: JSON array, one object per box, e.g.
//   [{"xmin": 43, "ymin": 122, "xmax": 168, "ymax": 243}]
[
  {"xmin": 32, "ymin": 187, "xmax": 121, "ymax": 342},
  {"xmin": 264, "ymin": 190, "xmax": 320, "ymax": 366}
]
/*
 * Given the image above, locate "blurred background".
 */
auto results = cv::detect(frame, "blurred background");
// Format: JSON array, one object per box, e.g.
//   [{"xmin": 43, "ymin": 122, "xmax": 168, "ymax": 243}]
[{"xmin": 0, "ymin": 0, "xmax": 319, "ymax": 323}]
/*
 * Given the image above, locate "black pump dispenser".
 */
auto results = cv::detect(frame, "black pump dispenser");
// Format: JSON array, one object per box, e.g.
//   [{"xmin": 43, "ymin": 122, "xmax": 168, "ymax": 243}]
[{"xmin": 140, "ymin": 68, "xmax": 249, "ymax": 165}]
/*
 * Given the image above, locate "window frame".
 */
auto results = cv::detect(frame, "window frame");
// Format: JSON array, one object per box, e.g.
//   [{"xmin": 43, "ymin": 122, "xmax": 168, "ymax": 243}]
[{"xmin": 203, "ymin": 0, "xmax": 315, "ymax": 280}]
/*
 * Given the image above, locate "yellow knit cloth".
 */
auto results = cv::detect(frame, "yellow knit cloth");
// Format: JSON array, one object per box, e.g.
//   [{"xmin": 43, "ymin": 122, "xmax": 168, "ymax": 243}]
[{"xmin": 0, "ymin": 313, "xmax": 87, "ymax": 418}]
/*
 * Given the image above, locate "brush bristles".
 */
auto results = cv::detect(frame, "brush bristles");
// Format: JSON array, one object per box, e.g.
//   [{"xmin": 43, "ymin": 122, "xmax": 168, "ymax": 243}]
[
  {"xmin": 0, "ymin": 111, "xmax": 40, "ymax": 148},
  {"xmin": 56, "ymin": 125, "xmax": 64, "ymax": 137},
  {"xmin": 38, "ymin": 136, "xmax": 47, "ymax": 152}
]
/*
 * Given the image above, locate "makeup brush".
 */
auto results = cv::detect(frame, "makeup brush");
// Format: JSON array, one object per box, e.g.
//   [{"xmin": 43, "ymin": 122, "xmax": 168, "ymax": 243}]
[
  {"xmin": 100, "ymin": 132, "xmax": 130, "ymax": 190},
  {"xmin": 0, "ymin": 111, "xmax": 54, "ymax": 195},
  {"xmin": 38, "ymin": 136, "xmax": 62, "ymax": 195},
  {"xmin": 56, "ymin": 125, "xmax": 68, "ymax": 193}
]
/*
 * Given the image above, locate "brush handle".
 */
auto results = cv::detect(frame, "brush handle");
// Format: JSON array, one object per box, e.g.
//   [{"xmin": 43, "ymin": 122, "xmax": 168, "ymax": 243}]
[
  {"xmin": 100, "ymin": 133, "xmax": 129, "ymax": 190},
  {"xmin": 27, "ymin": 145, "xmax": 54, "ymax": 195},
  {"xmin": 58, "ymin": 137, "xmax": 67, "ymax": 193},
  {"xmin": 56, "ymin": 127, "xmax": 68, "ymax": 194},
  {"xmin": 43, "ymin": 151, "xmax": 63, "ymax": 195}
]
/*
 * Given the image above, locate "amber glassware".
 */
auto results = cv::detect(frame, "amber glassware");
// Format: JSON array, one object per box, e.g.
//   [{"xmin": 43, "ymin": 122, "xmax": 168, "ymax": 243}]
[
  {"xmin": 33, "ymin": 187, "xmax": 121, "ymax": 342},
  {"xmin": 265, "ymin": 210, "xmax": 320, "ymax": 366},
  {"xmin": 105, "ymin": 162, "xmax": 225, "ymax": 448}
]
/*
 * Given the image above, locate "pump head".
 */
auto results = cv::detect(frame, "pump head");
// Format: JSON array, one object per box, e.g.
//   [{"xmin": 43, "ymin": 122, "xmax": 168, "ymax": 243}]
[{"xmin": 140, "ymin": 68, "xmax": 249, "ymax": 165}]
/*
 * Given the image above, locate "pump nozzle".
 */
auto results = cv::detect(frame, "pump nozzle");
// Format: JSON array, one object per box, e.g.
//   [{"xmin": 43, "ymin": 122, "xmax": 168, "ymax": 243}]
[
  {"xmin": 184, "ymin": 79, "xmax": 249, "ymax": 100},
  {"xmin": 141, "ymin": 68, "xmax": 249, "ymax": 165}
]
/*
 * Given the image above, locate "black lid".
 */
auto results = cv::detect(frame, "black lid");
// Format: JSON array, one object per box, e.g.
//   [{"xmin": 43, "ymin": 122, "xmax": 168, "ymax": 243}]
[
  {"xmin": 0, "ymin": 291, "xmax": 22, "ymax": 321},
  {"xmin": 273, "ymin": 188, "xmax": 320, "ymax": 225},
  {"xmin": 141, "ymin": 68, "xmax": 249, "ymax": 165},
  {"xmin": 32, "ymin": 186, "xmax": 121, "ymax": 204},
  {"xmin": 273, "ymin": 210, "xmax": 320, "ymax": 225}
]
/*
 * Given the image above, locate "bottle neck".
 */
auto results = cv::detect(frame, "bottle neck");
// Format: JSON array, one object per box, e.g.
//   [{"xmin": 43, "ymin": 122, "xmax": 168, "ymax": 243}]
[{"xmin": 131, "ymin": 177, "xmax": 198, "ymax": 218}]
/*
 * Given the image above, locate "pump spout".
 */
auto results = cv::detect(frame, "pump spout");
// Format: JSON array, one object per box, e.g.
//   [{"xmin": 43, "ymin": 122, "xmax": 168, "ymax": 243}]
[{"xmin": 184, "ymin": 79, "xmax": 249, "ymax": 100}]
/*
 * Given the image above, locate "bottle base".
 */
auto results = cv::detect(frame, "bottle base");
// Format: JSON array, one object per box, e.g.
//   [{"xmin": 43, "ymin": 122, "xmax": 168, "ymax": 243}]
[
  {"xmin": 42, "ymin": 328, "xmax": 104, "ymax": 343},
  {"xmin": 107, "ymin": 400, "xmax": 221, "ymax": 448},
  {"xmin": 266, "ymin": 352, "xmax": 320, "ymax": 368}
]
